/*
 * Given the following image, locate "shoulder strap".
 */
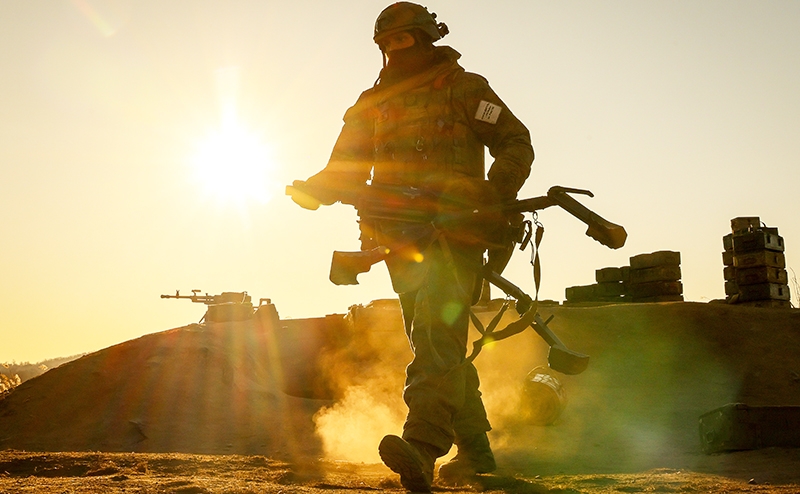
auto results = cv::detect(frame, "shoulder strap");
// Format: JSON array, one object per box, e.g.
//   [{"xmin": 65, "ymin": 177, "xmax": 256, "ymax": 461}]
[{"xmin": 344, "ymin": 61, "xmax": 461, "ymax": 121}]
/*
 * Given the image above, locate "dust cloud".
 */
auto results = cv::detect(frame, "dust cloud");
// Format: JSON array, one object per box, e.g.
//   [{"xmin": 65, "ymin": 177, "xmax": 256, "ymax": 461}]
[
  {"xmin": 310, "ymin": 302, "xmax": 566, "ymax": 463},
  {"xmin": 313, "ymin": 382, "xmax": 406, "ymax": 463},
  {"xmin": 309, "ymin": 301, "xmax": 410, "ymax": 463}
]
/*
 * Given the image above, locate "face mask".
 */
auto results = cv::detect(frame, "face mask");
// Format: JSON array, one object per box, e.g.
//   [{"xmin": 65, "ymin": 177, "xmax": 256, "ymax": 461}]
[{"xmin": 381, "ymin": 42, "xmax": 436, "ymax": 83}]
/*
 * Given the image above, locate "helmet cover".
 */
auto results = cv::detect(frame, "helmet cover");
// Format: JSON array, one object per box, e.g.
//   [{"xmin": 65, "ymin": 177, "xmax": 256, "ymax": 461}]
[{"xmin": 373, "ymin": 2, "xmax": 448, "ymax": 45}]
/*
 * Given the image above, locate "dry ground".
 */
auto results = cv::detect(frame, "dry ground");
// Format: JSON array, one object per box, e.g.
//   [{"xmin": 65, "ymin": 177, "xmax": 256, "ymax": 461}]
[{"xmin": 1, "ymin": 449, "xmax": 800, "ymax": 493}]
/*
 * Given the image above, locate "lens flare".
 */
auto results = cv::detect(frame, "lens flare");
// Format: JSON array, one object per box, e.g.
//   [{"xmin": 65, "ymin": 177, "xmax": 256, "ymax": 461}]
[{"xmin": 70, "ymin": 0, "xmax": 130, "ymax": 37}]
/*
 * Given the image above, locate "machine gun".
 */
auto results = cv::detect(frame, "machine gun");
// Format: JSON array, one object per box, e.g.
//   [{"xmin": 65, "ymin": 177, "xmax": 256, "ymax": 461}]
[
  {"xmin": 288, "ymin": 182, "xmax": 626, "ymax": 283},
  {"xmin": 161, "ymin": 290, "xmax": 262, "ymax": 323},
  {"xmin": 286, "ymin": 181, "xmax": 628, "ymax": 375},
  {"xmin": 161, "ymin": 290, "xmax": 252, "ymax": 305}
]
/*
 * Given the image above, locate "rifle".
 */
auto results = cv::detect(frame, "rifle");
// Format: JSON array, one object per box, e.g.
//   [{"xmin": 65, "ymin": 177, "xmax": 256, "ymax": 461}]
[{"xmin": 287, "ymin": 181, "xmax": 627, "ymax": 375}]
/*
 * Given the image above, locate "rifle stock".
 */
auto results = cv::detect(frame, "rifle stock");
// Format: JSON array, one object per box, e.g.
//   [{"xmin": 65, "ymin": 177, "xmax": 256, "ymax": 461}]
[{"xmin": 546, "ymin": 186, "xmax": 627, "ymax": 249}]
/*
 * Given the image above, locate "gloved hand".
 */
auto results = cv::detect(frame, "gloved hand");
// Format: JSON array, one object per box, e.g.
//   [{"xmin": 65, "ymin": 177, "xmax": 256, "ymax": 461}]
[
  {"xmin": 288, "ymin": 174, "xmax": 343, "ymax": 210},
  {"xmin": 488, "ymin": 174, "xmax": 519, "ymax": 203},
  {"xmin": 288, "ymin": 180, "xmax": 322, "ymax": 210}
]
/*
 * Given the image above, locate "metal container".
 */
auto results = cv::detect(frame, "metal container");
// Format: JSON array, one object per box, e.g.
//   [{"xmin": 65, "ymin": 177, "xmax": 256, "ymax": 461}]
[
  {"xmin": 699, "ymin": 403, "xmax": 800, "ymax": 453},
  {"xmin": 520, "ymin": 368, "xmax": 566, "ymax": 426}
]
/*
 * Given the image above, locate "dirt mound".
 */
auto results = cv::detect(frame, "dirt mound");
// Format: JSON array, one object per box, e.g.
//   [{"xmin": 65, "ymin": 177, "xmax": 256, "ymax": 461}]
[
  {"xmin": 479, "ymin": 302, "xmax": 800, "ymax": 475},
  {"xmin": 1, "ymin": 300, "xmax": 799, "ymax": 476},
  {"xmin": 0, "ymin": 312, "xmax": 323, "ymax": 458}
]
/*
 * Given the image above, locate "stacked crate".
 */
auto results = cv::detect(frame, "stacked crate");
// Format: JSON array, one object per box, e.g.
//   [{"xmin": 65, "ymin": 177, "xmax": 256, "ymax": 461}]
[
  {"xmin": 594, "ymin": 266, "xmax": 630, "ymax": 301},
  {"xmin": 564, "ymin": 250, "xmax": 684, "ymax": 304},
  {"xmin": 627, "ymin": 250, "xmax": 684, "ymax": 302},
  {"xmin": 564, "ymin": 267, "xmax": 628, "ymax": 304},
  {"xmin": 722, "ymin": 217, "xmax": 790, "ymax": 308}
]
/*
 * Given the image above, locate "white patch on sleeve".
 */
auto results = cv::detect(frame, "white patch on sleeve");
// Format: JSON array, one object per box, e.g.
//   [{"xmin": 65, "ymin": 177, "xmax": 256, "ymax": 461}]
[{"xmin": 475, "ymin": 100, "xmax": 502, "ymax": 124}]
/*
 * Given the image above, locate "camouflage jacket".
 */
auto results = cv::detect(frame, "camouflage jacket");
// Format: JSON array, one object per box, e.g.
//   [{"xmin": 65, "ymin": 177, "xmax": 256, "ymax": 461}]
[
  {"xmin": 316, "ymin": 46, "xmax": 532, "ymax": 194},
  {"xmin": 311, "ymin": 46, "xmax": 534, "ymax": 292}
]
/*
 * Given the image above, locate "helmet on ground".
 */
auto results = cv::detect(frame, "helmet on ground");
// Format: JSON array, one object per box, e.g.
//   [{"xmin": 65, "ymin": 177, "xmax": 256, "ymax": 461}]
[{"xmin": 373, "ymin": 2, "xmax": 449, "ymax": 45}]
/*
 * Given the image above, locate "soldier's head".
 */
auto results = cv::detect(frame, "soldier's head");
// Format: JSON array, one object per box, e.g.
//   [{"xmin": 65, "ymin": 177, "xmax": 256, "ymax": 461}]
[{"xmin": 373, "ymin": 2, "xmax": 449, "ymax": 58}]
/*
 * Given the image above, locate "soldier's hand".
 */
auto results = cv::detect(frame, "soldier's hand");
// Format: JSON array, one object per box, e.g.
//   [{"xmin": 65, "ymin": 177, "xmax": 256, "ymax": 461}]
[
  {"xmin": 488, "ymin": 175, "xmax": 519, "ymax": 203},
  {"xmin": 287, "ymin": 180, "xmax": 322, "ymax": 210}
]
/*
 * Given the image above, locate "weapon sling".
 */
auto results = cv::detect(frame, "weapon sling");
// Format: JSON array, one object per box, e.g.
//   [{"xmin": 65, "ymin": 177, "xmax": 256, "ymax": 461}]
[{"xmin": 464, "ymin": 216, "xmax": 544, "ymax": 364}]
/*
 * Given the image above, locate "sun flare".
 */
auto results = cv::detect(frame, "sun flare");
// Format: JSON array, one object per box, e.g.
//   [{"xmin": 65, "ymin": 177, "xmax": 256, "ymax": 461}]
[
  {"xmin": 191, "ymin": 119, "xmax": 275, "ymax": 207},
  {"xmin": 189, "ymin": 66, "xmax": 276, "ymax": 208}
]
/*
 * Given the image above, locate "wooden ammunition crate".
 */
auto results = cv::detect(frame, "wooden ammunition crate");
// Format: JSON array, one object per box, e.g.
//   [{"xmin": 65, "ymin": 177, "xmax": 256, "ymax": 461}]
[
  {"xmin": 735, "ymin": 266, "xmax": 788, "ymax": 286},
  {"xmin": 565, "ymin": 284, "xmax": 596, "ymax": 302},
  {"xmin": 723, "ymin": 265, "xmax": 736, "ymax": 281},
  {"xmin": 737, "ymin": 283, "xmax": 790, "ymax": 302},
  {"xmin": 738, "ymin": 299, "xmax": 792, "ymax": 308},
  {"xmin": 723, "ymin": 233, "xmax": 734, "ymax": 252},
  {"xmin": 630, "ymin": 250, "xmax": 681, "ymax": 270},
  {"xmin": 732, "ymin": 231, "xmax": 784, "ymax": 253},
  {"xmin": 595, "ymin": 281, "xmax": 626, "ymax": 297},
  {"xmin": 699, "ymin": 403, "xmax": 800, "ymax": 454},
  {"xmin": 596, "ymin": 267, "xmax": 624, "ymax": 283},
  {"xmin": 630, "ymin": 265, "xmax": 681, "ymax": 284},
  {"xmin": 629, "ymin": 280, "xmax": 683, "ymax": 299},
  {"xmin": 730, "ymin": 217, "xmax": 760, "ymax": 234},
  {"xmin": 722, "ymin": 250, "xmax": 735, "ymax": 267},
  {"xmin": 733, "ymin": 250, "xmax": 786, "ymax": 269},
  {"xmin": 632, "ymin": 294, "xmax": 683, "ymax": 303},
  {"xmin": 724, "ymin": 280, "xmax": 739, "ymax": 296}
]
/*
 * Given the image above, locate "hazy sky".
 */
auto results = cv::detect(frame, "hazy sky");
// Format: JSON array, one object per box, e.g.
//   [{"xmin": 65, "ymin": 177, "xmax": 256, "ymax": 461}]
[{"xmin": 1, "ymin": 0, "xmax": 798, "ymax": 363}]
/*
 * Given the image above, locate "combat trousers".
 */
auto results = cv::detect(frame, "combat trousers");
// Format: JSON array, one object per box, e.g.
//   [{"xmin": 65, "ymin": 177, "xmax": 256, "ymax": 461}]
[{"xmin": 396, "ymin": 242, "xmax": 492, "ymax": 457}]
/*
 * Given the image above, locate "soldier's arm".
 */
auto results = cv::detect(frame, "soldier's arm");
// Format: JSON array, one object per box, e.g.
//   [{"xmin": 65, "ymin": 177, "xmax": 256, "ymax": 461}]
[
  {"xmin": 455, "ymin": 73, "xmax": 534, "ymax": 200},
  {"xmin": 302, "ymin": 92, "xmax": 375, "ymax": 203}
]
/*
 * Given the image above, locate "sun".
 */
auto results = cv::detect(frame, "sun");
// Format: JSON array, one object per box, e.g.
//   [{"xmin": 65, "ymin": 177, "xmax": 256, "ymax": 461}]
[
  {"xmin": 189, "ymin": 66, "xmax": 276, "ymax": 208},
  {"xmin": 190, "ymin": 118, "xmax": 275, "ymax": 207}
]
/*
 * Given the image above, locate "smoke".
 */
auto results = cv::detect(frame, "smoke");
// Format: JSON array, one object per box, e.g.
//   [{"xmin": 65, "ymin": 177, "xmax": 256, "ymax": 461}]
[{"xmin": 313, "ymin": 382, "xmax": 406, "ymax": 463}]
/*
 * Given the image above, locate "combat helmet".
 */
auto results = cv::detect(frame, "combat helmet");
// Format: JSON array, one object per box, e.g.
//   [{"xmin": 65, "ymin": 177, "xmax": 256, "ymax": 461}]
[{"xmin": 373, "ymin": 2, "xmax": 449, "ymax": 46}]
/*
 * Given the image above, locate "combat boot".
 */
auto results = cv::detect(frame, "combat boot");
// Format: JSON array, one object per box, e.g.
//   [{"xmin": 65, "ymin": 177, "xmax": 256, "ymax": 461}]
[
  {"xmin": 378, "ymin": 435, "xmax": 435, "ymax": 492},
  {"xmin": 437, "ymin": 432, "xmax": 496, "ymax": 482}
]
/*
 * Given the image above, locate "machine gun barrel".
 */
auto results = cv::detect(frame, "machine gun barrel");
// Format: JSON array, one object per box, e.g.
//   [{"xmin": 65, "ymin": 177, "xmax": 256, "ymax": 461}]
[
  {"xmin": 160, "ymin": 290, "xmax": 251, "ymax": 306},
  {"xmin": 160, "ymin": 290, "xmax": 212, "ymax": 304}
]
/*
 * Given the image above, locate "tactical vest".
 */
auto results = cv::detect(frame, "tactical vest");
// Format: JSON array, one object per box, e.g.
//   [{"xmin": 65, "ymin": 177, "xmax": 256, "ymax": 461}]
[{"xmin": 369, "ymin": 68, "xmax": 486, "ymax": 188}]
